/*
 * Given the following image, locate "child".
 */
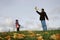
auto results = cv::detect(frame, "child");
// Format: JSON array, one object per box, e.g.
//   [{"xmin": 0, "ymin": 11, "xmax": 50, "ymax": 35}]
[{"xmin": 15, "ymin": 19, "xmax": 20, "ymax": 31}]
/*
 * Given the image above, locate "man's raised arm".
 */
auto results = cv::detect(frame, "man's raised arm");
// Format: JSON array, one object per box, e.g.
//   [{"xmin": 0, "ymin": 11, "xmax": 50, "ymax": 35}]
[{"xmin": 35, "ymin": 7, "xmax": 40, "ymax": 15}]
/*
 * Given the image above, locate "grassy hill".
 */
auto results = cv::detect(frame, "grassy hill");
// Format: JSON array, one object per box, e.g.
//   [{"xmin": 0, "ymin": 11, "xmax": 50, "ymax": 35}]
[{"xmin": 0, "ymin": 30, "xmax": 60, "ymax": 40}]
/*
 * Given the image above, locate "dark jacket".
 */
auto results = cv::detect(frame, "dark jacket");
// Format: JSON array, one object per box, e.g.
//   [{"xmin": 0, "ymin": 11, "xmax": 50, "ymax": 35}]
[{"xmin": 36, "ymin": 11, "xmax": 48, "ymax": 20}]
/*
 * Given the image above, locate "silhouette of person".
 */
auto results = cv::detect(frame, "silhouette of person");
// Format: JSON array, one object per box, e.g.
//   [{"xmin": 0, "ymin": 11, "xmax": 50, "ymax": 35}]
[
  {"xmin": 15, "ymin": 19, "xmax": 20, "ymax": 31},
  {"xmin": 35, "ymin": 7, "xmax": 49, "ymax": 31}
]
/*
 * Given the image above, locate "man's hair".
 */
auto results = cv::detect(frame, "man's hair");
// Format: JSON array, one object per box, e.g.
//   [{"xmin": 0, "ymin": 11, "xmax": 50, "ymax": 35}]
[{"xmin": 41, "ymin": 8, "xmax": 44, "ymax": 10}]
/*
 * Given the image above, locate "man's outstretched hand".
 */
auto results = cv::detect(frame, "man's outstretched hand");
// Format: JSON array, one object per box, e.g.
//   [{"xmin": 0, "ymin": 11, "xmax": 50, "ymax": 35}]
[{"xmin": 35, "ymin": 6, "xmax": 38, "ymax": 11}]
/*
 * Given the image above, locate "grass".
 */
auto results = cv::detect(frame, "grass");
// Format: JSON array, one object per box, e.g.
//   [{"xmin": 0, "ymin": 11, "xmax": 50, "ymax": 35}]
[{"xmin": 0, "ymin": 30, "xmax": 60, "ymax": 40}]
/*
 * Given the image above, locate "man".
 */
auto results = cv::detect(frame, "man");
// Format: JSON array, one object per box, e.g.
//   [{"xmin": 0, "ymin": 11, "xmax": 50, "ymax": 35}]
[
  {"xmin": 15, "ymin": 19, "xmax": 20, "ymax": 31},
  {"xmin": 35, "ymin": 7, "xmax": 49, "ymax": 31}
]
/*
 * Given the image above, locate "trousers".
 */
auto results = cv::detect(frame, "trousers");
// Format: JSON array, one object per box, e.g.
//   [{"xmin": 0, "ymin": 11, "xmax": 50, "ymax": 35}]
[{"xmin": 41, "ymin": 20, "xmax": 47, "ymax": 31}]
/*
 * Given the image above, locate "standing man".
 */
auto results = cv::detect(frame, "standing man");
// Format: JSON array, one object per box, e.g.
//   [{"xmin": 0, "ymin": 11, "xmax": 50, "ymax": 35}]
[
  {"xmin": 35, "ymin": 7, "xmax": 49, "ymax": 31},
  {"xmin": 15, "ymin": 19, "xmax": 20, "ymax": 31}
]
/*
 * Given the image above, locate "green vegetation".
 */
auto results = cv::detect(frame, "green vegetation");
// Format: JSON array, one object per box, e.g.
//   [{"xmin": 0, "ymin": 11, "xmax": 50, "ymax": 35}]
[{"xmin": 0, "ymin": 30, "xmax": 60, "ymax": 40}]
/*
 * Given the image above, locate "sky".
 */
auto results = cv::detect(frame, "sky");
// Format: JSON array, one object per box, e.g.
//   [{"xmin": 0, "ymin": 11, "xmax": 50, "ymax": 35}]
[{"xmin": 0, "ymin": 0, "xmax": 60, "ymax": 32}]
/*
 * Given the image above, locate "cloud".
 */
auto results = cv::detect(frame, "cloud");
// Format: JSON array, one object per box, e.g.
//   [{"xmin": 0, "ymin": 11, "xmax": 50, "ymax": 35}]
[
  {"xmin": 22, "ymin": 19, "xmax": 42, "ymax": 31},
  {"xmin": 47, "ymin": 7, "xmax": 60, "ymax": 30},
  {"xmin": 0, "ymin": 17, "xmax": 15, "ymax": 32}
]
